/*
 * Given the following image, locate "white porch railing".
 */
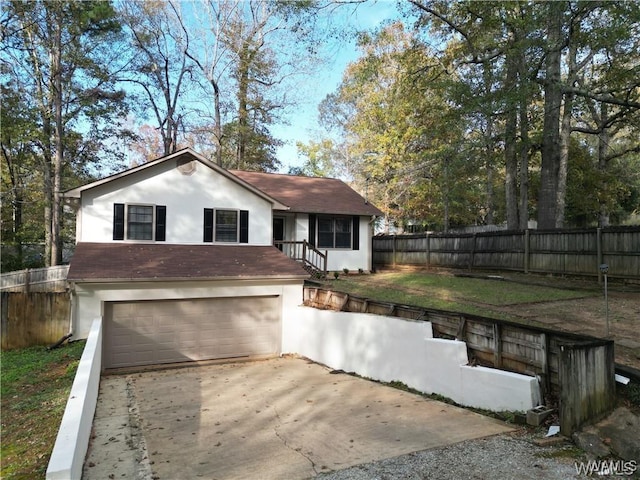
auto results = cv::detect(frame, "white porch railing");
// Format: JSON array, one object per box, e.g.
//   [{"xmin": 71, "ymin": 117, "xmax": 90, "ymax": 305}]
[{"xmin": 275, "ymin": 240, "xmax": 327, "ymax": 278}]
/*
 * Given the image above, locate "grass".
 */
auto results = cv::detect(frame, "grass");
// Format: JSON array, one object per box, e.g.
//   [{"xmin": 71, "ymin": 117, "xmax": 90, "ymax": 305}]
[
  {"xmin": 1, "ymin": 340, "xmax": 86, "ymax": 480},
  {"xmin": 323, "ymin": 271, "xmax": 594, "ymax": 321}
]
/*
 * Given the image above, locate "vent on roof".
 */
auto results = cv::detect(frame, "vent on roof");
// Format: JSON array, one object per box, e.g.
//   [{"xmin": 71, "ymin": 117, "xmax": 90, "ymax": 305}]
[{"xmin": 177, "ymin": 159, "xmax": 196, "ymax": 175}]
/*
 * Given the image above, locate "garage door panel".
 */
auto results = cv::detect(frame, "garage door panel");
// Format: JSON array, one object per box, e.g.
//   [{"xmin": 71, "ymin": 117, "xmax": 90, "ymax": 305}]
[{"xmin": 104, "ymin": 296, "xmax": 280, "ymax": 369}]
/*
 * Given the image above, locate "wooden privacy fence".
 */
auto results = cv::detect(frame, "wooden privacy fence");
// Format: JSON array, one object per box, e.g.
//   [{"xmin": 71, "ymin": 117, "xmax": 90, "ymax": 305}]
[
  {"xmin": 1, "ymin": 291, "xmax": 71, "ymax": 349},
  {"xmin": 373, "ymin": 226, "xmax": 640, "ymax": 280},
  {"xmin": 0, "ymin": 265, "xmax": 70, "ymax": 292},
  {"xmin": 304, "ymin": 285, "xmax": 616, "ymax": 435}
]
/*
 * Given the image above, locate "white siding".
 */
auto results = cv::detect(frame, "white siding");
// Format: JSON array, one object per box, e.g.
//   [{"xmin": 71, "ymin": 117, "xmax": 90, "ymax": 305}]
[{"xmin": 77, "ymin": 161, "xmax": 273, "ymax": 245}]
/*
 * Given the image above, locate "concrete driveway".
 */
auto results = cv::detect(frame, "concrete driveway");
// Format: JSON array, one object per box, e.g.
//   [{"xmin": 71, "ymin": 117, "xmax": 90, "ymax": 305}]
[{"xmin": 83, "ymin": 357, "xmax": 512, "ymax": 480}]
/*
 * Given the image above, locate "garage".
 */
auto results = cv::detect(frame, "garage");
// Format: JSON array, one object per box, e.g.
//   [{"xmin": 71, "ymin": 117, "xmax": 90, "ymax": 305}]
[{"xmin": 103, "ymin": 295, "xmax": 281, "ymax": 369}]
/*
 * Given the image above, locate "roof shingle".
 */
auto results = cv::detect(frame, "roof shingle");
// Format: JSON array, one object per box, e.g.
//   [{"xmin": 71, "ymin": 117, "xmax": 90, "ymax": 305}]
[
  {"xmin": 67, "ymin": 243, "xmax": 309, "ymax": 282},
  {"xmin": 230, "ymin": 170, "xmax": 382, "ymax": 216}
]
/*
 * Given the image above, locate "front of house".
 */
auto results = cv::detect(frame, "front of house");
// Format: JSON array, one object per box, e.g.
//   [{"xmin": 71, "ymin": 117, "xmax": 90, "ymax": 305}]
[{"xmin": 64, "ymin": 148, "xmax": 381, "ymax": 369}]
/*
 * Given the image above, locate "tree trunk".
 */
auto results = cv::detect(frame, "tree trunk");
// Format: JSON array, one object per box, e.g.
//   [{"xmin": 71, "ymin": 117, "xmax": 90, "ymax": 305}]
[
  {"xmin": 51, "ymin": 16, "xmax": 63, "ymax": 266},
  {"xmin": 211, "ymin": 78, "xmax": 223, "ymax": 166},
  {"xmin": 518, "ymin": 59, "xmax": 530, "ymax": 230},
  {"xmin": 481, "ymin": 61, "xmax": 496, "ymax": 226},
  {"xmin": 538, "ymin": 1, "xmax": 564, "ymax": 229},
  {"xmin": 598, "ymin": 102, "xmax": 611, "ymax": 227},
  {"xmin": 236, "ymin": 41, "xmax": 251, "ymax": 169},
  {"xmin": 555, "ymin": 36, "xmax": 578, "ymax": 228},
  {"xmin": 555, "ymin": 90, "xmax": 573, "ymax": 228},
  {"xmin": 504, "ymin": 48, "xmax": 519, "ymax": 230},
  {"xmin": 443, "ymin": 157, "xmax": 450, "ymax": 232}
]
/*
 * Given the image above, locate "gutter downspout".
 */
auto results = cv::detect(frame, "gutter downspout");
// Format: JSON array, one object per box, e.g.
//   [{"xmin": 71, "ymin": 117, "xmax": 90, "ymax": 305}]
[
  {"xmin": 368, "ymin": 215, "xmax": 379, "ymax": 272},
  {"xmin": 68, "ymin": 281, "xmax": 76, "ymax": 337}
]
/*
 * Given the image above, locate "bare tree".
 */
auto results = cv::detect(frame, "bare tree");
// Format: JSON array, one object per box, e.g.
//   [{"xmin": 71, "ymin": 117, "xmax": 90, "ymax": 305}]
[{"xmin": 119, "ymin": 0, "xmax": 193, "ymax": 157}]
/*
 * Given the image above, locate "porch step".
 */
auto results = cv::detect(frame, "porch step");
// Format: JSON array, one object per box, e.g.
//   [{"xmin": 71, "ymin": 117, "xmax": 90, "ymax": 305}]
[{"xmin": 302, "ymin": 263, "xmax": 326, "ymax": 279}]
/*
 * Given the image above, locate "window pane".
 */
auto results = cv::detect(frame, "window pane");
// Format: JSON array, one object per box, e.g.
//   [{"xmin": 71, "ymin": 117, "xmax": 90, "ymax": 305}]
[
  {"xmin": 215, "ymin": 210, "xmax": 238, "ymax": 242},
  {"xmin": 335, "ymin": 218, "xmax": 351, "ymax": 248},
  {"xmin": 317, "ymin": 217, "xmax": 334, "ymax": 248},
  {"xmin": 127, "ymin": 205, "xmax": 153, "ymax": 240}
]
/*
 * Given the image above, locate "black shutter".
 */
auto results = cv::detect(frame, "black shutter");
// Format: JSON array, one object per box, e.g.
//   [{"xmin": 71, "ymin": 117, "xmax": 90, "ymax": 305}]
[
  {"xmin": 239, "ymin": 210, "xmax": 249, "ymax": 243},
  {"xmin": 308, "ymin": 214, "xmax": 316, "ymax": 247},
  {"xmin": 113, "ymin": 203, "xmax": 125, "ymax": 240},
  {"xmin": 203, "ymin": 208, "xmax": 213, "ymax": 242},
  {"xmin": 352, "ymin": 215, "xmax": 360, "ymax": 250},
  {"xmin": 155, "ymin": 205, "xmax": 166, "ymax": 241}
]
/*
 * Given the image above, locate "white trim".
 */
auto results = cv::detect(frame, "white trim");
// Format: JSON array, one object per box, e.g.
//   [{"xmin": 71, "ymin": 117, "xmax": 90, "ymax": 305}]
[
  {"xmin": 125, "ymin": 203, "xmax": 156, "ymax": 242},
  {"xmin": 214, "ymin": 208, "xmax": 240, "ymax": 244}
]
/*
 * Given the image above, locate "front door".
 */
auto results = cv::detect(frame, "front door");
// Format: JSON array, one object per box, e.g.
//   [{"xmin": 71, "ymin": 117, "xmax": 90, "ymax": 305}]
[{"xmin": 273, "ymin": 217, "xmax": 285, "ymax": 250}]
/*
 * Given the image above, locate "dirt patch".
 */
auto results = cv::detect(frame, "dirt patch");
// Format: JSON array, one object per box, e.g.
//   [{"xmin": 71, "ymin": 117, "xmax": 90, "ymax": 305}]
[
  {"xmin": 459, "ymin": 272, "xmax": 640, "ymax": 371},
  {"xmin": 494, "ymin": 290, "xmax": 640, "ymax": 370},
  {"xmin": 370, "ymin": 267, "xmax": 640, "ymax": 371}
]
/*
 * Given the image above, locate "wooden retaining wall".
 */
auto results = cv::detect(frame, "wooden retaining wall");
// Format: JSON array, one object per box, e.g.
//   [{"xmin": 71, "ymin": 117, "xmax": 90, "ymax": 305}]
[
  {"xmin": 304, "ymin": 285, "xmax": 616, "ymax": 434},
  {"xmin": 373, "ymin": 226, "xmax": 640, "ymax": 280},
  {"xmin": 1, "ymin": 292, "xmax": 71, "ymax": 349},
  {"xmin": 559, "ymin": 341, "xmax": 616, "ymax": 434}
]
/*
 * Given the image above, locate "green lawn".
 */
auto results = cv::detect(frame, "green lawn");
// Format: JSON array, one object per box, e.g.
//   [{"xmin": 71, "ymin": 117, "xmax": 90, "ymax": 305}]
[
  {"xmin": 323, "ymin": 271, "xmax": 595, "ymax": 320},
  {"xmin": 1, "ymin": 341, "xmax": 85, "ymax": 480}
]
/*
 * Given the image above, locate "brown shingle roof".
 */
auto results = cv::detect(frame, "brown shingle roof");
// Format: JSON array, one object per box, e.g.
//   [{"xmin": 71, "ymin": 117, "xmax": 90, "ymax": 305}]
[
  {"xmin": 67, "ymin": 243, "xmax": 308, "ymax": 282},
  {"xmin": 230, "ymin": 170, "xmax": 382, "ymax": 216}
]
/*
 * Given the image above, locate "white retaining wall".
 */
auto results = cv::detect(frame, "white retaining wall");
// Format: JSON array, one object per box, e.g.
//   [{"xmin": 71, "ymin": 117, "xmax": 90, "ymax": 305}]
[
  {"xmin": 46, "ymin": 317, "xmax": 102, "ymax": 480},
  {"xmin": 283, "ymin": 306, "xmax": 541, "ymax": 412},
  {"xmin": 49, "ymin": 305, "xmax": 541, "ymax": 479}
]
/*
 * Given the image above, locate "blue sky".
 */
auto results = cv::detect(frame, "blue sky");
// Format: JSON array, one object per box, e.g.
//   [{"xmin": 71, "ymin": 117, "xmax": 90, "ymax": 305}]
[{"xmin": 272, "ymin": 0, "xmax": 403, "ymax": 172}]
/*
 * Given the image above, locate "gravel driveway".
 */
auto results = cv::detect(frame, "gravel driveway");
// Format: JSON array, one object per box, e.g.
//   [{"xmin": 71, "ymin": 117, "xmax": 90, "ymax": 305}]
[{"xmin": 317, "ymin": 432, "xmax": 599, "ymax": 480}]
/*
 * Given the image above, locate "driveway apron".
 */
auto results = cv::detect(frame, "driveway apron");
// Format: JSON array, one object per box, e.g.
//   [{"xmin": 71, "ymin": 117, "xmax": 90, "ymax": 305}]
[{"xmin": 83, "ymin": 357, "xmax": 512, "ymax": 480}]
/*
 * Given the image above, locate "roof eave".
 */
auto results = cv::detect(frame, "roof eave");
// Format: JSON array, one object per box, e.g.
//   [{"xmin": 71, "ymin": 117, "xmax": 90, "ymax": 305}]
[
  {"xmin": 62, "ymin": 148, "xmax": 289, "ymax": 209},
  {"xmin": 69, "ymin": 274, "xmax": 310, "ymax": 284}
]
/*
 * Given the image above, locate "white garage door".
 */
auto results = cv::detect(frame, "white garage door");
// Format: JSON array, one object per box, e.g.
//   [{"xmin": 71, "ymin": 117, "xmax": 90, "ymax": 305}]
[{"xmin": 104, "ymin": 296, "xmax": 280, "ymax": 369}]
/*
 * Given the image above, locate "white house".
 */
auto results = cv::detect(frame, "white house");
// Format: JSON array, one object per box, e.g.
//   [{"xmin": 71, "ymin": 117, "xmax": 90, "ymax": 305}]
[{"xmin": 63, "ymin": 148, "xmax": 381, "ymax": 369}]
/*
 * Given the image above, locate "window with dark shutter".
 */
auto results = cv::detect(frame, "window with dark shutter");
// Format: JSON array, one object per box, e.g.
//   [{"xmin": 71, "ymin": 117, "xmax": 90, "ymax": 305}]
[
  {"xmin": 127, "ymin": 205, "xmax": 154, "ymax": 240},
  {"xmin": 203, "ymin": 208, "xmax": 214, "ymax": 242},
  {"xmin": 317, "ymin": 215, "xmax": 353, "ymax": 249},
  {"xmin": 113, "ymin": 203, "xmax": 125, "ymax": 240},
  {"xmin": 215, "ymin": 210, "xmax": 238, "ymax": 242}
]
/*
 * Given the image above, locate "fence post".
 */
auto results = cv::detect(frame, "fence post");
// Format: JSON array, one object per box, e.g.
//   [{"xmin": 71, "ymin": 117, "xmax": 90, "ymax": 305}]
[
  {"xmin": 425, "ymin": 232, "xmax": 430, "ymax": 267},
  {"xmin": 469, "ymin": 233, "xmax": 477, "ymax": 270},
  {"xmin": 493, "ymin": 323, "xmax": 503, "ymax": 368},
  {"xmin": 393, "ymin": 235, "xmax": 397, "ymax": 267},
  {"xmin": 524, "ymin": 230, "xmax": 530, "ymax": 274},
  {"xmin": 25, "ymin": 269, "xmax": 31, "ymax": 294},
  {"xmin": 597, "ymin": 227, "xmax": 603, "ymax": 284}
]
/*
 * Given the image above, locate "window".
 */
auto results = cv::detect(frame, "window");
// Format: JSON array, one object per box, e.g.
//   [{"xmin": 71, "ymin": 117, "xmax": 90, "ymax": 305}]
[
  {"xmin": 317, "ymin": 215, "xmax": 352, "ymax": 249},
  {"xmin": 204, "ymin": 209, "xmax": 249, "ymax": 243},
  {"xmin": 127, "ymin": 205, "xmax": 153, "ymax": 240},
  {"xmin": 215, "ymin": 210, "xmax": 238, "ymax": 242},
  {"xmin": 113, "ymin": 203, "xmax": 166, "ymax": 241}
]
